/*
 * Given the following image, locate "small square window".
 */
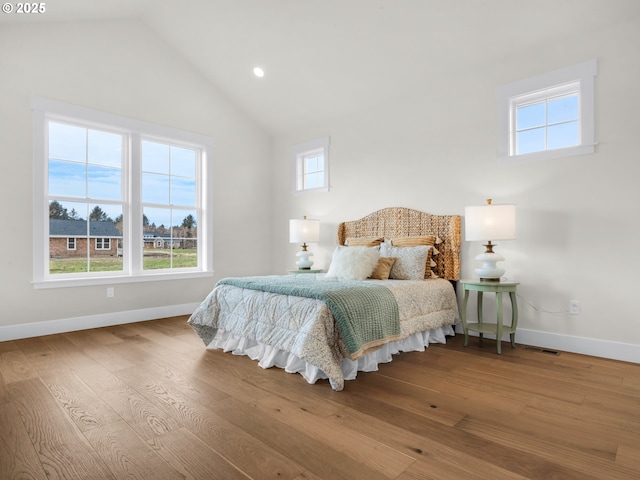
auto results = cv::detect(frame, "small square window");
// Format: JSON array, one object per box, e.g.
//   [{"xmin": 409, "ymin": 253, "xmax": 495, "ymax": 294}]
[
  {"xmin": 498, "ymin": 60, "xmax": 597, "ymax": 162},
  {"xmin": 513, "ymin": 86, "xmax": 580, "ymax": 155}
]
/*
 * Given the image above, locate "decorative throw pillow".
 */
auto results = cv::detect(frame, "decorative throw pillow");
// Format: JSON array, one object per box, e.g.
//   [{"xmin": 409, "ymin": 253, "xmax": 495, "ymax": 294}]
[
  {"xmin": 345, "ymin": 236, "xmax": 384, "ymax": 247},
  {"xmin": 390, "ymin": 236, "xmax": 440, "ymax": 277},
  {"xmin": 390, "ymin": 235, "xmax": 436, "ymax": 247},
  {"xmin": 325, "ymin": 246, "xmax": 380, "ymax": 281},
  {"xmin": 380, "ymin": 243, "xmax": 431, "ymax": 280},
  {"xmin": 369, "ymin": 257, "xmax": 396, "ymax": 280}
]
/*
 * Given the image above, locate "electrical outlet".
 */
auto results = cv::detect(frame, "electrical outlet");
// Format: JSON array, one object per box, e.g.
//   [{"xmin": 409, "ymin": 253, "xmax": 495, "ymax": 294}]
[
  {"xmin": 107, "ymin": 287, "xmax": 115, "ymax": 298},
  {"xmin": 569, "ymin": 300, "xmax": 581, "ymax": 315}
]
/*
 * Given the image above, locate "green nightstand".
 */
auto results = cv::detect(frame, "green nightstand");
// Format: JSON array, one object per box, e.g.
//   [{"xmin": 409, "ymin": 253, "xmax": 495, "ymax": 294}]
[{"xmin": 460, "ymin": 279, "xmax": 519, "ymax": 354}]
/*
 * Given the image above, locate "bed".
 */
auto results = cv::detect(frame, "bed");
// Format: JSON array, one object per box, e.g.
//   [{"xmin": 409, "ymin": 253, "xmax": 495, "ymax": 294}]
[{"xmin": 188, "ymin": 207, "xmax": 461, "ymax": 391}]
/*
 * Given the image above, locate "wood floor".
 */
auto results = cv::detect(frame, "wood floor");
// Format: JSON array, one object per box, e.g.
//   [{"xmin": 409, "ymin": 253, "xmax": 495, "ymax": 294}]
[{"xmin": 1, "ymin": 316, "xmax": 639, "ymax": 480}]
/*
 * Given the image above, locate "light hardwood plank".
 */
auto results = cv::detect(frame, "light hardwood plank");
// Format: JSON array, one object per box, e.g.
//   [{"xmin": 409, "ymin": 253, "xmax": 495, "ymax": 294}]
[
  {"xmin": 114, "ymin": 364, "xmax": 309, "ymax": 480},
  {"xmin": 254, "ymin": 393, "xmax": 416, "ymax": 478},
  {"xmin": 350, "ymin": 368, "xmax": 477, "ymax": 427},
  {"xmin": 83, "ymin": 420, "xmax": 185, "ymax": 480},
  {"xmin": 80, "ymin": 326, "xmax": 130, "ymax": 346},
  {"xmin": 39, "ymin": 370, "xmax": 122, "ymax": 432},
  {"xmin": 0, "ymin": 340, "xmax": 20, "ymax": 353},
  {"xmin": 396, "ymin": 454, "xmax": 529, "ymax": 480},
  {"xmin": 44, "ymin": 336, "xmax": 180, "ymax": 441},
  {"xmin": 0, "ymin": 349, "xmax": 38, "ymax": 384},
  {"xmin": 8, "ymin": 378, "xmax": 115, "ymax": 479},
  {"xmin": 312, "ymin": 379, "xmax": 597, "ymax": 479},
  {"xmin": 0, "ymin": 401, "xmax": 48, "ymax": 480},
  {"xmin": 616, "ymin": 444, "xmax": 640, "ymax": 470},
  {"xmin": 214, "ymin": 394, "xmax": 398, "ymax": 480},
  {"xmin": 455, "ymin": 411, "xmax": 636, "ymax": 479},
  {"xmin": 106, "ymin": 341, "xmax": 230, "ymax": 408},
  {"xmin": 147, "ymin": 427, "xmax": 249, "ymax": 480},
  {"xmin": 63, "ymin": 330, "xmax": 137, "ymax": 372}
]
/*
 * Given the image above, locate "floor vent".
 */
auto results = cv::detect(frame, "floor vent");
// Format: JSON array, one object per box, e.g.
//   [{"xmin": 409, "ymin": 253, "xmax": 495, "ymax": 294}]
[{"xmin": 524, "ymin": 346, "xmax": 560, "ymax": 355}]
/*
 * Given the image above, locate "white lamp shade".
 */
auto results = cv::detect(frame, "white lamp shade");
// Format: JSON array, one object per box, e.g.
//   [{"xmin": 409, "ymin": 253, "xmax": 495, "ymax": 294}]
[
  {"xmin": 465, "ymin": 204, "xmax": 516, "ymax": 241},
  {"xmin": 289, "ymin": 218, "xmax": 320, "ymax": 244}
]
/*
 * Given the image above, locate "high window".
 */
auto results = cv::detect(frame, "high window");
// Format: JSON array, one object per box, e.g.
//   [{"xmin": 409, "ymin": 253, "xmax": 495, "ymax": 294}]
[
  {"xmin": 293, "ymin": 137, "xmax": 330, "ymax": 193},
  {"xmin": 32, "ymin": 98, "xmax": 213, "ymax": 288},
  {"xmin": 497, "ymin": 60, "xmax": 597, "ymax": 162},
  {"xmin": 514, "ymin": 84, "xmax": 579, "ymax": 155}
]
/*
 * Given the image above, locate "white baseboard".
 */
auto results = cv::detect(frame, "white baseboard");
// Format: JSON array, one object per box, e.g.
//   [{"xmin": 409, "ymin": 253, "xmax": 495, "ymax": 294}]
[
  {"xmin": 456, "ymin": 325, "xmax": 639, "ymax": 364},
  {"xmin": 0, "ymin": 303, "xmax": 200, "ymax": 342}
]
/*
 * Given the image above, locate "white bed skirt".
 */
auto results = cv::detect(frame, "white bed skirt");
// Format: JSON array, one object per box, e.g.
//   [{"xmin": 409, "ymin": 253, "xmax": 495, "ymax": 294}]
[{"xmin": 208, "ymin": 325, "xmax": 455, "ymax": 389}]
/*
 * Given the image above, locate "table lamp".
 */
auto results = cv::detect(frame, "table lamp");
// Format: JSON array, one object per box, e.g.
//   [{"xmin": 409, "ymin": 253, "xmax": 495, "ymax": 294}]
[
  {"xmin": 289, "ymin": 216, "xmax": 320, "ymax": 270},
  {"xmin": 465, "ymin": 199, "xmax": 516, "ymax": 282}
]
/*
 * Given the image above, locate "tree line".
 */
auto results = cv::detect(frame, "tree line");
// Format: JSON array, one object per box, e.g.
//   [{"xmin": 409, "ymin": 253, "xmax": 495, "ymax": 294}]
[{"xmin": 49, "ymin": 200, "xmax": 197, "ymax": 233}]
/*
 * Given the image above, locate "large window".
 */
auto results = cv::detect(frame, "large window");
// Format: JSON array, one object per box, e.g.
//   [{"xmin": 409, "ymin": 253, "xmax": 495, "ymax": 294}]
[
  {"xmin": 32, "ymin": 98, "xmax": 213, "ymax": 288},
  {"xmin": 497, "ymin": 59, "xmax": 597, "ymax": 162}
]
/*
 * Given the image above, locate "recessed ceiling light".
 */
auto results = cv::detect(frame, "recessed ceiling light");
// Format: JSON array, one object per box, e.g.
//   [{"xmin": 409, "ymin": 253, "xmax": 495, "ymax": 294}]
[{"xmin": 253, "ymin": 67, "xmax": 265, "ymax": 78}]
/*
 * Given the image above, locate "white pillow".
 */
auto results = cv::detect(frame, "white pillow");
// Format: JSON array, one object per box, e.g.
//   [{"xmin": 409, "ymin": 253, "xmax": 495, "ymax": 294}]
[
  {"xmin": 380, "ymin": 243, "xmax": 431, "ymax": 280},
  {"xmin": 325, "ymin": 246, "xmax": 380, "ymax": 281}
]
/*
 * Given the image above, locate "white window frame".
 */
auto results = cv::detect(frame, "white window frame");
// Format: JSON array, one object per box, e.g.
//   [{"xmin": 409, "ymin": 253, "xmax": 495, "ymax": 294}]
[
  {"xmin": 32, "ymin": 97, "xmax": 214, "ymax": 289},
  {"xmin": 292, "ymin": 137, "xmax": 330, "ymax": 193},
  {"xmin": 497, "ymin": 59, "xmax": 597, "ymax": 163},
  {"xmin": 95, "ymin": 238, "xmax": 111, "ymax": 250},
  {"xmin": 67, "ymin": 238, "xmax": 76, "ymax": 251}
]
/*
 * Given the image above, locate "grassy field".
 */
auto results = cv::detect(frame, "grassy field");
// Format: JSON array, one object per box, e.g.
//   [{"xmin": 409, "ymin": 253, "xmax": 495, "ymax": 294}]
[
  {"xmin": 49, "ymin": 248, "xmax": 197, "ymax": 274},
  {"xmin": 143, "ymin": 249, "xmax": 198, "ymax": 270}
]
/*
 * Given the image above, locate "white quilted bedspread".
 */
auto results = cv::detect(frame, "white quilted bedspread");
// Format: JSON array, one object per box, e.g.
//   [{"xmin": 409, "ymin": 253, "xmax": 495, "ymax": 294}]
[{"xmin": 188, "ymin": 276, "xmax": 459, "ymax": 390}]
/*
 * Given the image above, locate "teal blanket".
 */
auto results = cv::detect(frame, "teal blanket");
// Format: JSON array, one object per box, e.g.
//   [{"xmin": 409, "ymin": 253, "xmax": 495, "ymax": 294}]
[{"xmin": 217, "ymin": 276, "xmax": 401, "ymax": 358}]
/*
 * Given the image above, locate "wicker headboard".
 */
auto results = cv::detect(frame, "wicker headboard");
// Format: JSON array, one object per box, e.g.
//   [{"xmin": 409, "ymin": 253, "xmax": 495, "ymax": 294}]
[{"xmin": 337, "ymin": 207, "xmax": 461, "ymax": 281}]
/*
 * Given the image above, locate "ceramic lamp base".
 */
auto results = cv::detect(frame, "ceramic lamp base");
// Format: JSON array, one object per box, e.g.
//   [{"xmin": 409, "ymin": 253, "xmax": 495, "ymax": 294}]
[
  {"xmin": 295, "ymin": 250, "xmax": 314, "ymax": 270},
  {"xmin": 474, "ymin": 251, "xmax": 505, "ymax": 281}
]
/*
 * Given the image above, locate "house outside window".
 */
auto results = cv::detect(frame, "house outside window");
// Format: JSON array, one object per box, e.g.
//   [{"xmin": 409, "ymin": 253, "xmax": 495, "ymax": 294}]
[
  {"xmin": 32, "ymin": 97, "xmax": 213, "ymax": 288},
  {"xmin": 292, "ymin": 137, "xmax": 330, "ymax": 193},
  {"xmin": 497, "ymin": 59, "xmax": 597, "ymax": 163},
  {"xmin": 49, "ymin": 218, "xmax": 121, "ymax": 273}
]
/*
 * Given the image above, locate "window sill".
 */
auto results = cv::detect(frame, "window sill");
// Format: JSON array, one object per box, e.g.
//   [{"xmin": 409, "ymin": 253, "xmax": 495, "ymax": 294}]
[
  {"xmin": 293, "ymin": 186, "xmax": 330, "ymax": 194},
  {"xmin": 499, "ymin": 144, "xmax": 595, "ymax": 164},
  {"xmin": 32, "ymin": 270, "xmax": 214, "ymax": 289}
]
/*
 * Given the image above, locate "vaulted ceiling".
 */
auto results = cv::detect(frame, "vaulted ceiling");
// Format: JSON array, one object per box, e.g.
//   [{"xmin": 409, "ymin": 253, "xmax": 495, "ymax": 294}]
[{"xmin": 3, "ymin": 0, "xmax": 639, "ymax": 135}]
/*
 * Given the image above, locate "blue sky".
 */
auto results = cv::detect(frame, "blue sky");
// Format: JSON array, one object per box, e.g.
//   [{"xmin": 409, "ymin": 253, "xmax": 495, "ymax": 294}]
[
  {"xmin": 516, "ymin": 94, "xmax": 579, "ymax": 154},
  {"xmin": 49, "ymin": 122, "xmax": 197, "ymax": 228}
]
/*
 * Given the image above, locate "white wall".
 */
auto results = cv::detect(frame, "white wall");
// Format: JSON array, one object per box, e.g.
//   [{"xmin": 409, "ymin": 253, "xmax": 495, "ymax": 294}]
[
  {"xmin": 272, "ymin": 17, "xmax": 640, "ymax": 357},
  {"xmin": 0, "ymin": 19, "xmax": 272, "ymax": 334}
]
